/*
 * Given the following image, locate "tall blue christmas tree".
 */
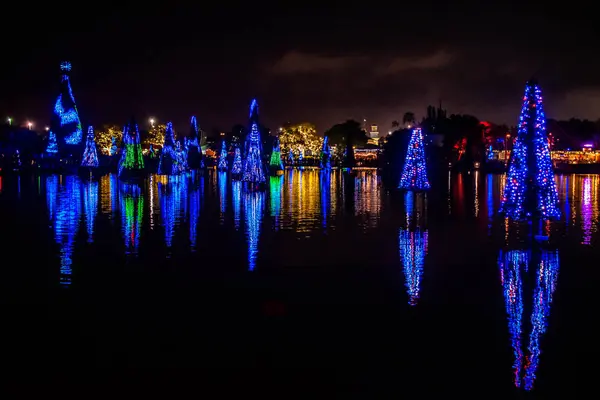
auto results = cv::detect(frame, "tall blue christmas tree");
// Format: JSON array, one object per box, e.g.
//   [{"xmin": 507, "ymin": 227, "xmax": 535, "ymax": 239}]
[
  {"xmin": 232, "ymin": 147, "xmax": 242, "ymax": 178},
  {"xmin": 218, "ymin": 140, "xmax": 228, "ymax": 171},
  {"xmin": 158, "ymin": 122, "xmax": 177, "ymax": 175},
  {"xmin": 320, "ymin": 136, "xmax": 331, "ymax": 169},
  {"xmin": 499, "ymin": 80, "xmax": 560, "ymax": 220},
  {"xmin": 46, "ymin": 130, "xmax": 58, "ymax": 154},
  {"xmin": 288, "ymin": 149, "xmax": 294, "ymax": 165},
  {"xmin": 398, "ymin": 127, "xmax": 430, "ymax": 190},
  {"xmin": 242, "ymin": 99, "xmax": 266, "ymax": 185},
  {"xmin": 81, "ymin": 126, "xmax": 99, "ymax": 167},
  {"xmin": 51, "ymin": 61, "xmax": 83, "ymax": 147},
  {"xmin": 187, "ymin": 116, "xmax": 204, "ymax": 170}
]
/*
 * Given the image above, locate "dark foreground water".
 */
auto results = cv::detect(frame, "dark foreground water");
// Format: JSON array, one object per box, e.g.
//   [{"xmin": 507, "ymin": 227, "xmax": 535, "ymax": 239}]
[{"xmin": 0, "ymin": 169, "xmax": 598, "ymax": 396}]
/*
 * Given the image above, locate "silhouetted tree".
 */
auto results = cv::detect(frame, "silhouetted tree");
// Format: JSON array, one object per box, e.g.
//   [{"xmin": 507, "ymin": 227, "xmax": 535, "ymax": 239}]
[{"xmin": 324, "ymin": 120, "xmax": 369, "ymax": 148}]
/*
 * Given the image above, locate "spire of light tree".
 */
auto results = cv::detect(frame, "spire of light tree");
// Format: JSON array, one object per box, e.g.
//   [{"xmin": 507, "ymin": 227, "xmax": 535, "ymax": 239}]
[
  {"xmin": 499, "ymin": 80, "xmax": 560, "ymax": 220},
  {"xmin": 46, "ymin": 130, "xmax": 58, "ymax": 154},
  {"xmin": 51, "ymin": 61, "xmax": 83, "ymax": 146},
  {"xmin": 218, "ymin": 140, "xmax": 228, "ymax": 171},
  {"xmin": 269, "ymin": 137, "xmax": 283, "ymax": 170},
  {"xmin": 118, "ymin": 118, "xmax": 144, "ymax": 177},
  {"xmin": 232, "ymin": 147, "xmax": 242, "ymax": 177},
  {"xmin": 158, "ymin": 122, "xmax": 177, "ymax": 175},
  {"xmin": 320, "ymin": 136, "xmax": 331, "ymax": 169},
  {"xmin": 398, "ymin": 127, "xmax": 430, "ymax": 190},
  {"xmin": 288, "ymin": 149, "xmax": 294, "ymax": 165},
  {"xmin": 187, "ymin": 115, "xmax": 204, "ymax": 170},
  {"xmin": 81, "ymin": 126, "xmax": 99, "ymax": 167}
]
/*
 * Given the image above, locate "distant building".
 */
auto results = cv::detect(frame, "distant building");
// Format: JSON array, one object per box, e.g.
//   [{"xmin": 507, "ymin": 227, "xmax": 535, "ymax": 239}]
[{"xmin": 367, "ymin": 124, "xmax": 380, "ymax": 145}]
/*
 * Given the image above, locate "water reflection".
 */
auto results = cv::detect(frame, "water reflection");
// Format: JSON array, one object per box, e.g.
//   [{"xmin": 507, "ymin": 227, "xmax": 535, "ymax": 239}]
[
  {"xmin": 158, "ymin": 175, "xmax": 186, "ymax": 253},
  {"xmin": 243, "ymin": 191, "xmax": 265, "ymax": 271},
  {"xmin": 555, "ymin": 174, "xmax": 600, "ymax": 244},
  {"xmin": 83, "ymin": 178, "xmax": 98, "ymax": 243},
  {"xmin": 218, "ymin": 172, "xmax": 227, "ymax": 224},
  {"xmin": 189, "ymin": 176, "xmax": 204, "ymax": 250},
  {"xmin": 232, "ymin": 180, "xmax": 241, "ymax": 230},
  {"xmin": 399, "ymin": 191, "xmax": 428, "ymax": 306},
  {"xmin": 120, "ymin": 182, "xmax": 143, "ymax": 255},
  {"xmin": 269, "ymin": 176, "xmax": 282, "ymax": 230},
  {"xmin": 498, "ymin": 244, "xmax": 559, "ymax": 391},
  {"xmin": 46, "ymin": 175, "xmax": 82, "ymax": 286},
  {"xmin": 354, "ymin": 170, "xmax": 381, "ymax": 229},
  {"xmin": 100, "ymin": 174, "xmax": 118, "ymax": 221},
  {"xmin": 320, "ymin": 172, "xmax": 330, "ymax": 231}
]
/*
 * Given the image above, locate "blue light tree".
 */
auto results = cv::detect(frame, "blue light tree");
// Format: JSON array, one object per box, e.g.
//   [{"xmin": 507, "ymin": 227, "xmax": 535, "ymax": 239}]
[
  {"xmin": 269, "ymin": 137, "xmax": 283, "ymax": 171},
  {"xmin": 398, "ymin": 127, "xmax": 430, "ymax": 190},
  {"xmin": 187, "ymin": 116, "xmax": 204, "ymax": 170},
  {"xmin": 218, "ymin": 140, "xmax": 228, "ymax": 171},
  {"xmin": 288, "ymin": 149, "xmax": 294, "ymax": 166},
  {"xmin": 499, "ymin": 80, "xmax": 560, "ymax": 220},
  {"xmin": 158, "ymin": 122, "xmax": 177, "ymax": 175},
  {"xmin": 51, "ymin": 61, "xmax": 83, "ymax": 146},
  {"xmin": 46, "ymin": 130, "xmax": 58, "ymax": 155},
  {"xmin": 320, "ymin": 136, "xmax": 331, "ymax": 169},
  {"xmin": 81, "ymin": 126, "xmax": 99, "ymax": 167},
  {"xmin": 232, "ymin": 147, "xmax": 242, "ymax": 178},
  {"xmin": 242, "ymin": 99, "xmax": 266, "ymax": 186}
]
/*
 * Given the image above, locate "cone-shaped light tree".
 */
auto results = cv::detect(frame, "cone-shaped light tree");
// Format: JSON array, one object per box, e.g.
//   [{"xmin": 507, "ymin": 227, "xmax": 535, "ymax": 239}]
[
  {"xmin": 187, "ymin": 116, "xmax": 204, "ymax": 170},
  {"xmin": 499, "ymin": 80, "xmax": 560, "ymax": 220},
  {"xmin": 158, "ymin": 122, "xmax": 177, "ymax": 175},
  {"xmin": 242, "ymin": 99, "xmax": 266, "ymax": 185},
  {"xmin": 218, "ymin": 140, "xmax": 228, "ymax": 171},
  {"xmin": 320, "ymin": 136, "xmax": 331, "ymax": 169},
  {"xmin": 46, "ymin": 130, "xmax": 59, "ymax": 155},
  {"xmin": 288, "ymin": 149, "xmax": 294, "ymax": 166},
  {"xmin": 398, "ymin": 127, "xmax": 430, "ymax": 190},
  {"xmin": 269, "ymin": 137, "xmax": 283, "ymax": 170},
  {"xmin": 118, "ymin": 118, "xmax": 144, "ymax": 177},
  {"xmin": 232, "ymin": 147, "xmax": 242, "ymax": 177},
  {"xmin": 51, "ymin": 61, "xmax": 83, "ymax": 147},
  {"xmin": 81, "ymin": 126, "xmax": 99, "ymax": 167}
]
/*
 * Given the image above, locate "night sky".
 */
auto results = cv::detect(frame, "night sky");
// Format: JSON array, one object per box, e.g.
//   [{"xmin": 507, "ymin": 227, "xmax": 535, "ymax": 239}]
[{"xmin": 2, "ymin": 2, "xmax": 598, "ymax": 134}]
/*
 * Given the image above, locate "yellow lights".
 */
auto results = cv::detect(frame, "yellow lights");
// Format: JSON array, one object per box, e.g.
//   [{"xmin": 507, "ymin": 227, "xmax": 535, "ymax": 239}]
[
  {"xmin": 45, "ymin": 126, "xmax": 50, "ymax": 131},
  {"xmin": 27, "ymin": 121, "xmax": 33, "ymax": 130}
]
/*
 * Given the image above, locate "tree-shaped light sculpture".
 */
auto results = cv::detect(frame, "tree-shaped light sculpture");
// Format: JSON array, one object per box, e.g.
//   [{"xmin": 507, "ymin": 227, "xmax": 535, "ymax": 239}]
[
  {"xmin": 218, "ymin": 140, "xmax": 228, "ymax": 171},
  {"xmin": 499, "ymin": 80, "xmax": 560, "ymax": 220},
  {"xmin": 158, "ymin": 122, "xmax": 177, "ymax": 175},
  {"xmin": 51, "ymin": 61, "xmax": 83, "ymax": 146},
  {"xmin": 81, "ymin": 126, "xmax": 99, "ymax": 167},
  {"xmin": 398, "ymin": 127, "xmax": 430, "ymax": 191}
]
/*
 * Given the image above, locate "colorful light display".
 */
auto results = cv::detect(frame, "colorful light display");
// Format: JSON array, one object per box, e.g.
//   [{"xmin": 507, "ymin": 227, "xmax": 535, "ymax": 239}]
[
  {"xmin": 269, "ymin": 138, "xmax": 283, "ymax": 170},
  {"xmin": 218, "ymin": 140, "xmax": 228, "ymax": 171},
  {"xmin": 399, "ymin": 127, "xmax": 430, "ymax": 190},
  {"xmin": 119, "ymin": 182, "xmax": 143, "ymax": 255},
  {"xmin": 500, "ymin": 80, "xmax": 560, "ymax": 220},
  {"xmin": 118, "ymin": 120, "xmax": 144, "ymax": 177},
  {"xmin": 243, "ymin": 191, "xmax": 265, "ymax": 271},
  {"xmin": 52, "ymin": 61, "xmax": 83, "ymax": 146},
  {"xmin": 81, "ymin": 126, "xmax": 99, "ymax": 167},
  {"xmin": 399, "ymin": 191, "xmax": 428, "ymax": 305}
]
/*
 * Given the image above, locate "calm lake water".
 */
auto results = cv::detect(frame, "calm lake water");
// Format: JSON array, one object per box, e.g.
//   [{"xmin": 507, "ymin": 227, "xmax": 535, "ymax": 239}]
[{"xmin": 0, "ymin": 169, "xmax": 598, "ymax": 395}]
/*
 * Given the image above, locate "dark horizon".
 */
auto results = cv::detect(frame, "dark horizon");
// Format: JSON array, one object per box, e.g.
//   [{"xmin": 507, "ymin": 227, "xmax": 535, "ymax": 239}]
[{"xmin": 2, "ymin": 2, "xmax": 600, "ymax": 134}]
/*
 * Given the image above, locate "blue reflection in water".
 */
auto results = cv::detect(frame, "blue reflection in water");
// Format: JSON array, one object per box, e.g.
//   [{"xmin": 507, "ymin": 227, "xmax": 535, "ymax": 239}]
[
  {"xmin": 487, "ymin": 174, "xmax": 494, "ymax": 235},
  {"xmin": 159, "ymin": 175, "xmax": 186, "ymax": 252},
  {"xmin": 46, "ymin": 175, "xmax": 82, "ymax": 286},
  {"xmin": 581, "ymin": 176, "xmax": 592, "ymax": 245},
  {"xmin": 189, "ymin": 176, "xmax": 204, "ymax": 251},
  {"xmin": 399, "ymin": 191, "xmax": 428, "ymax": 306},
  {"xmin": 82, "ymin": 178, "xmax": 99, "ymax": 243},
  {"xmin": 243, "ymin": 191, "xmax": 265, "ymax": 271},
  {"xmin": 269, "ymin": 176, "xmax": 282, "ymax": 230},
  {"xmin": 119, "ymin": 182, "xmax": 143, "ymax": 255},
  {"xmin": 218, "ymin": 172, "xmax": 227, "ymax": 224},
  {"xmin": 498, "ymin": 247, "xmax": 559, "ymax": 391},
  {"xmin": 232, "ymin": 180, "xmax": 241, "ymax": 230}
]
